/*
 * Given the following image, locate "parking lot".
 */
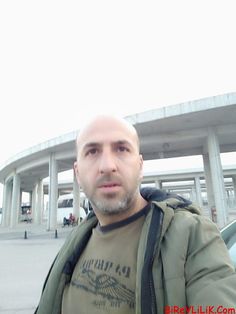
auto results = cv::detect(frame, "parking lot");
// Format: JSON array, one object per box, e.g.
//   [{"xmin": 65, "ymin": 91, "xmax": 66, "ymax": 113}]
[{"xmin": 0, "ymin": 224, "xmax": 71, "ymax": 314}]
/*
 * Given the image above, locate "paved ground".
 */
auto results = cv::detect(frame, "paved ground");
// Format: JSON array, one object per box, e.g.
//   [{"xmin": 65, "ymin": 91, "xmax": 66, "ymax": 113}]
[{"xmin": 0, "ymin": 223, "xmax": 73, "ymax": 314}]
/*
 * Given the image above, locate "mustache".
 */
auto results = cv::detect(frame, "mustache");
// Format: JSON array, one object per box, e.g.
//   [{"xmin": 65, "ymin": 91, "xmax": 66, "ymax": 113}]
[{"xmin": 96, "ymin": 175, "xmax": 122, "ymax": 187}]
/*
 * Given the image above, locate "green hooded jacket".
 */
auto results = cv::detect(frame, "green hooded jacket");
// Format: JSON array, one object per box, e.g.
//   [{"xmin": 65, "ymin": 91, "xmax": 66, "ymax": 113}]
[{"xmin": 35, "ymin": 188, "xmax": 236, "ymax": 314}]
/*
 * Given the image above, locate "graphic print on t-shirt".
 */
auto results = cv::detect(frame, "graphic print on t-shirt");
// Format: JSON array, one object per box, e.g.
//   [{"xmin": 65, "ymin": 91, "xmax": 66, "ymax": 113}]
[
  {"xmin": 62, "ymin": 206, "xmax": 149, "ymax": 313},
  {"xmin": 71, "ymin": 258, "xmax": 135, "ymax": 309}
]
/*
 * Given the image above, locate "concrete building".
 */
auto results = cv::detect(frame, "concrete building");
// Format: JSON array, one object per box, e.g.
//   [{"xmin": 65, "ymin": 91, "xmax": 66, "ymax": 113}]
[{"xmin": 0, "ymin": 92, "xmax": 236, "ymax": 229}]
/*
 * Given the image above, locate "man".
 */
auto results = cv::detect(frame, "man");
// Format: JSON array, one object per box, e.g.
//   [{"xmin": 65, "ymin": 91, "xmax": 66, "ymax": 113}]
[{"xmin": 35, "ymin": 115, "xmax": 236, "ymax": 314}]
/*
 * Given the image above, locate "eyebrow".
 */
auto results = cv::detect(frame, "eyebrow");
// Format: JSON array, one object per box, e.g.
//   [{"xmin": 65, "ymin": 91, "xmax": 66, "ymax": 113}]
[
  {"xmin": 113, "ymin": 140, "xmax": 133, "ymax": 147},
  {"xmin": 81, "ymin": 140, "xmax": 133, "ymax": 151}
]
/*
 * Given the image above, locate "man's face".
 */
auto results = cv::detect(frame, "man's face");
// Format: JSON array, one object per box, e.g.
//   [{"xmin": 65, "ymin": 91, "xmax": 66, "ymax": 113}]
[{"xmin": 74, "ymin": 117, "xmax": 143, "ymax": 217}]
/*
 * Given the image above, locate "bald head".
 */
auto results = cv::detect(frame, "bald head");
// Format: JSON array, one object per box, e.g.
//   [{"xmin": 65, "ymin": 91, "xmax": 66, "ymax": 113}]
[{"xmin": 76, "ymin": 115, "xmax": 140, "ymax": 156}]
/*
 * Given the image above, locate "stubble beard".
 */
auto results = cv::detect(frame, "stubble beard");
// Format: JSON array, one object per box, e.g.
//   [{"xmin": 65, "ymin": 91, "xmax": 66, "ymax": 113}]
[{"xmin": 87, "ymin": 187, "xmax": 139, "ymax": 216}]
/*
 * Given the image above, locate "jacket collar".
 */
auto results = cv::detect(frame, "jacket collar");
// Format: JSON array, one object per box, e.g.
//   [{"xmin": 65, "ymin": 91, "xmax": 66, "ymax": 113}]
[{"xmin": 140, "ymin": 186, "xmax": 192, "ymax": 206}]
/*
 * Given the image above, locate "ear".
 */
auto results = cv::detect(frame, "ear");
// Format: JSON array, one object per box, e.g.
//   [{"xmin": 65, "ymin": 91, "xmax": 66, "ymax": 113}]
[{"xmin": 74, "ymin": 161, "xmax": 80, "ymax": 184}]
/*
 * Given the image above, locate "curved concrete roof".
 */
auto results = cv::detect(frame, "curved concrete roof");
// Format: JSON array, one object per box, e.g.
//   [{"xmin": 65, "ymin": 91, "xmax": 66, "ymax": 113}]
[{"xmin": 1, "ymin": 92, "xmax": 236, "ymax": 192}]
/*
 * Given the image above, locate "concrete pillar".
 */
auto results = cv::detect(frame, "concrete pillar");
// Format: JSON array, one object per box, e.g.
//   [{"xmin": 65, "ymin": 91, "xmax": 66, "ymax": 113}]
[
  {"xmin": 6, "ymin": 181, "xmax": 13, "ymax": 227},
  {"xmin": 155, "ymin": 179, "xmax": 162, "ymax": 189},
  {"xmin": 190, "ymin": 188, "xmax": 195, "ymax": 201},
  {"xmin": 1, "ymin": 182, "xmax": 7, "ymax": 226},
  {"xmin": 202, "ymin": 154, "xmax": 215, "ymax": 209},
  {"xmin": 10, "ymin": 173, "xmax": 21, "ymax": 227},
  {"xmin": 29, "ymin": 191, "xmax": 33, "ymax": 208},
  {"xmin": 35, "ymin": 179, "xmax": 44, "ymax": 224},
  {"xmin": 194, "ymin": 176, "xmax": 202, "ymax": 207},
  {"xmin": 73, "ymin": 169, "xmax": 81, "ymax": 222},
  {"xmin": 1, "ymin": 181, "xmax": 11, "ymax": 226},
  {"xmin": 48, "ymin": 153, "xmax": 58, "ymax": 230},
  {"xmin": 32, "ymin": 185, "xmax": 37, "ymax": 222},
  {"xmin": 207, "ymin": 128, "xmax": 228, "ymax": 227},
  {"xmin": 232, "ymin": 176, "xmax": 236, "ymax": 207},
  {"xmin": 32, "ymin": 180, "xmax": 44, "ymax": 224}
]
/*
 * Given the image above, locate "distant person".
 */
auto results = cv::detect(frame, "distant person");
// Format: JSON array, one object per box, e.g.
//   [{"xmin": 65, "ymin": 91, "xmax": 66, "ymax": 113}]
[
  {"xmin": 63, "ymin": 214, "xmax": 76, "ymax": 227},
  {"xmin": 69, "ymin": 213, "xmax": 75, "ymax": 225},
  {"xmin": 35, "ymin": 115, "xmax": 236, "ymax": 313},
  {"xmin": 63, "ymin": 216, "xmax": 70, "ymax": 227}
]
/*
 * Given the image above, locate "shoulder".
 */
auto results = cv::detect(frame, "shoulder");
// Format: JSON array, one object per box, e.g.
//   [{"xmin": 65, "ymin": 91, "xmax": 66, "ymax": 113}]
[
  {"xmin": 163, "ymin": 207, "xmax": 222, "ymax": 249},
  {"xmin": 164, "ymin": 210, "xmax": 235, "ymax": 273},
  {"xmin": 156, "ymin": 198, "xmax": 231, "ymax": 266}
]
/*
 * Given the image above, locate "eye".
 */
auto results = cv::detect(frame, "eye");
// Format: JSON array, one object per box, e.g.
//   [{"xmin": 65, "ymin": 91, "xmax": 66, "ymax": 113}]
[
  {"xmin": 85, "ymin": 148, "xmax": 98, "ymax": 156},
  {"xmin": 117, "ymin": 146, "xmax": 129, "ymax": 153}
]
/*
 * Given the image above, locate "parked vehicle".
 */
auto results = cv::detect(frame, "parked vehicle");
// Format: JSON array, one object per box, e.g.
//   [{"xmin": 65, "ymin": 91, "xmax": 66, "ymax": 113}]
[
  {"xmin": 221, "ymin": 219, "xmax": 236, "ymax": 269},
  {"xmin": 57, "ymin": 193, "xmax": 87, "ymax": 224}
]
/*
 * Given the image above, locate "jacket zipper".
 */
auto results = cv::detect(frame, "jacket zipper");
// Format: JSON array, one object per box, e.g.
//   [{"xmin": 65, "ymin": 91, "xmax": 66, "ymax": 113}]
[{"xmin": 141, "ymin": 204, "xmax": 164, "ymax": 314}]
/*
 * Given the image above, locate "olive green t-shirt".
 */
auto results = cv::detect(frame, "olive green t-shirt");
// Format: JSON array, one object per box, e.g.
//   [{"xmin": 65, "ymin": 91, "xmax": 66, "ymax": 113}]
[{"xmin": 62, "ymin": 205, "xmax": 149, "ymax": 314}]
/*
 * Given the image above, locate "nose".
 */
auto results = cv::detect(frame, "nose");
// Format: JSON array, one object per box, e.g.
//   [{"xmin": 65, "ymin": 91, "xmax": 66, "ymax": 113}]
[{"xmin": 98, "ymin": 150, "xmax": 117, "ymax": 174}]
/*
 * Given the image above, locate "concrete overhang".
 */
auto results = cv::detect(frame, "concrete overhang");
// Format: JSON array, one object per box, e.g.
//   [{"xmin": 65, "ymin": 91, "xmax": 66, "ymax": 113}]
[
  {"xmin": 0, "ymin": 92, "xmax": 236, "ymax": 192},
  {"xmin": 0, "ymin": 132, "xmax": 77, "ymax": 191},
  {"xmin": 127, "ymin": 93, "xmax": 236, "ymax": 159}
]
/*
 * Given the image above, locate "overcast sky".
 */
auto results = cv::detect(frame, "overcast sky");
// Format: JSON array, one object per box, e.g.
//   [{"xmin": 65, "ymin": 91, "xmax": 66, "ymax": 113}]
[{"xmin": 0, "ymin": 1, "xmax": 236, "ymax": 176}]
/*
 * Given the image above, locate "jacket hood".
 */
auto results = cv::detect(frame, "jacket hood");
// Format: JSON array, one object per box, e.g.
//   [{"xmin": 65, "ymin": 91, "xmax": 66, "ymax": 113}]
[
  {"xmin": 140, "ymin": 187, "xmax": 191, "ymax": 203},
  {"xmin": 140, "ymin": 187, "xmax": 201, "ymax": 215}
]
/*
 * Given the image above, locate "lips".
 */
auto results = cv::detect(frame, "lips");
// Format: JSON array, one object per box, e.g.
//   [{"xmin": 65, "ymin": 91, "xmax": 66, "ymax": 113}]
[{"xmin": 99, "ymin": 182, "xmax": 120, "ymax": 188}]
